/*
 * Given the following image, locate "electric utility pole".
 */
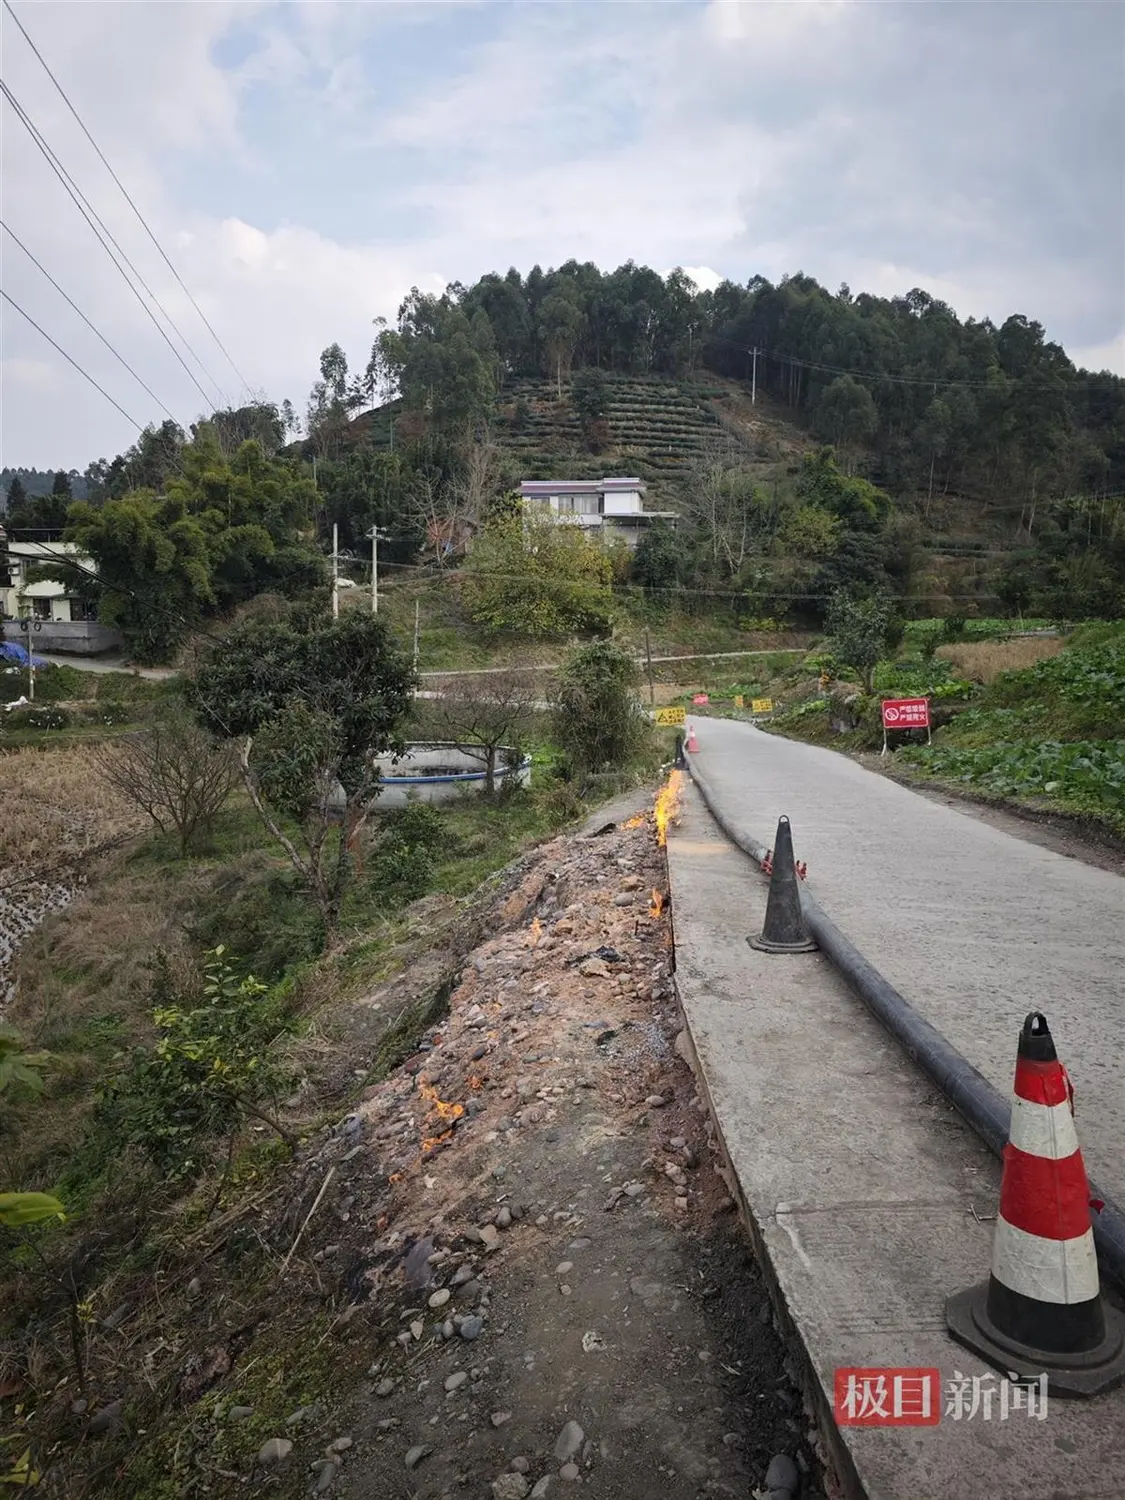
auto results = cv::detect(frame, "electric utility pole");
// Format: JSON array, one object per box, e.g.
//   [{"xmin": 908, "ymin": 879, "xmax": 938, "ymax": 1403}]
[
  {"xmin": 366, "ymin": 525, "xmax": 391, "ymax": 614},
  {"xmin": 331, "ymin": 522, "xmax": 340, "ymax": 619}
]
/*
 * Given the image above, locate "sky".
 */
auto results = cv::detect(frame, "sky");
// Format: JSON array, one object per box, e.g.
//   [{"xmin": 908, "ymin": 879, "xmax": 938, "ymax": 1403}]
[{"xmin": 1, "ymin": 0, "xmax": 1123, "ymax": 473}]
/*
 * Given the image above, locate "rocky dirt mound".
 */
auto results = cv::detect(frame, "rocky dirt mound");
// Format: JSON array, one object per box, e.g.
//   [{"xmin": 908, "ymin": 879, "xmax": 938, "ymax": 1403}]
[{"xmin": 54, "ymin": 802, "xmax": 825, "ymax": 1500}]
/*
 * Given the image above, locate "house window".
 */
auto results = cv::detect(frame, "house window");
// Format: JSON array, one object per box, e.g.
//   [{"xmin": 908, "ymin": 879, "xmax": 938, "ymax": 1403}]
[
  {"xmin": 69, "ymin": 597, "xmax": 94, "ymax": 622},
  {"xmin": 31, "ymin": 598, "xmax": 51, "ymax": 620}
]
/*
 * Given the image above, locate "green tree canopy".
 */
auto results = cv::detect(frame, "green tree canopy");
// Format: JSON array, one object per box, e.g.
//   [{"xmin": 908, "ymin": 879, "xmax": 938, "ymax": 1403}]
[
  {"xmin": 552, "ymin": 639, "xmax": 652, "ymax": 777},
  {"xmin": 187, "ymin": 608, "xmax": 416, "ymax": 931},
  {"xmin": 65, "ymin": 432, "xmax": 322, "ymax": 662},
  {"xmin": 462, "ymin": 511, "xmax": 614, "ymax": 639}
]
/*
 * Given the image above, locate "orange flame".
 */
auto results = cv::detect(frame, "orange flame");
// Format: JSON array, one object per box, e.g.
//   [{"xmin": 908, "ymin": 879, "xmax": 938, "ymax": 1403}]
[
  {"xmin": 389, "ymin": 1171, "xmax": 404, "ymax": 1185},
  {"xmin": 419, "ymin": 1081, "xmax": 464, "ymax": 1125},
  {"xmin": 527, "ymin": 916, "xmax": 542, "ymax": 948},
  {"xmin": 654, "ymin": 769, "xmax": 684, "ymax": 847},
  {"xmin": 418, "ymin": 1079, "xmax": 465, "ymax": 1157},
  {"xmin": 650, "ymin": 888, "xmax": 665, "ymax": 918},
  {"xmin": 621, "ymin": 812, "xmax": 647, "ymax": 830}
]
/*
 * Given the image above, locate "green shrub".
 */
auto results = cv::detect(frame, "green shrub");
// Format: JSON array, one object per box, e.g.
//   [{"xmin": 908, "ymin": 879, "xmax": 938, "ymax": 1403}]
[
  {"xmin": 1, "ymin": 663, "xmax": 84, "ymax": 704},
  {"xmin": 552, "ymin": 640, "xmax": 652, "ymax": 776},
  {"xmin": 3, "ymin": 705, "xmax": 70, "ymax": 731},
  {"xmin": 363, "ymin": 801, "xmax": 450, "ymax": 907},
  {"xmin": 191, "ymin": 868, "xmax": 326, "ymax": 981},
  {"xmin": 943, "ymin": 612, "xmax": 968, "ymax": 642},
  {"xmin": 87, "ymin": 948, "xmax": 294, "ymax": 1184}
]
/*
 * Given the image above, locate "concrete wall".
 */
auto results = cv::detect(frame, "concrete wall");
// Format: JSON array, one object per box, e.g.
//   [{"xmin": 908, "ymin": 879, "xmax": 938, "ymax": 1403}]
[
  {"xmin": 327, "ymin": 742, "xmax": 532, "ymax": 814},
  {"xmin": 375, "ymin": 742, "xmax": 532, "ymax": 807},
  {"xmin": 602, "ymin": 490, "xmax": 643, "ymax": 516},
  {"xmin": 2, "ymin": 619, "xmax": 125, "ymax": 656}
]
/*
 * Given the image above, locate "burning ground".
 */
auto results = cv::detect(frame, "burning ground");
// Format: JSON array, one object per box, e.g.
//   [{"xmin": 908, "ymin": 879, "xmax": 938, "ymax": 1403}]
[{"xmin": 40, "ymin": 781, "xmax": 824, "ymax": 1500}]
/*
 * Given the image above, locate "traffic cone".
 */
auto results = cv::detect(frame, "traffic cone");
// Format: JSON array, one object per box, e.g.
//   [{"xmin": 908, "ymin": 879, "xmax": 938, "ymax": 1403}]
[
  {"xmin": 748, "ymin": 816, "xmax": 816, "ymax": 954},
  {"xmin": 685, "ymin": 722, "xmax": 700, "ymax": 754},
  {"xmin": 946, "ymin": 1012, "xmax": 1125, "ymax": 1397}
]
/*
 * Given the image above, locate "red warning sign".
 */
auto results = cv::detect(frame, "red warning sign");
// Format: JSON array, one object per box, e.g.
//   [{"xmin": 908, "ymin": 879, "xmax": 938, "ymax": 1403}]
[{"xmin": 881, "ymin": 697, "xmax": 930, "ymax": 729}]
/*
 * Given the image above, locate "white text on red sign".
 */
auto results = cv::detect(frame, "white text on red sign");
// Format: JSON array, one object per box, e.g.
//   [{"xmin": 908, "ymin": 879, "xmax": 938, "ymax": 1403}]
[{"xmin": 881, "ymin": 697, "xmax": 930, "ymax": 729}]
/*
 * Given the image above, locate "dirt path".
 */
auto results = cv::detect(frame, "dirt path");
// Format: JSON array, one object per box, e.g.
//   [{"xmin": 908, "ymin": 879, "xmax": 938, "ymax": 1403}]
[{"xmin": 326, "ymin": 810, "xmax": 820, "ymax": 1499}]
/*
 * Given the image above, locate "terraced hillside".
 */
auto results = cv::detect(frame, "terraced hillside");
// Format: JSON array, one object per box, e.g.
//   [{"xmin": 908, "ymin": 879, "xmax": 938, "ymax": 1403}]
[{"xmin": 495, "ymin": 373, "xmax": 744, "ymax": 489}]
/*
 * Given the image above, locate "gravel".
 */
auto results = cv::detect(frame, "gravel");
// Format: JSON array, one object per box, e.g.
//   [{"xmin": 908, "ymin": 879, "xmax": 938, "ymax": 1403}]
[
  {"xmin": 553, "ymin": 1420, "xmax": 585, "ymax": 1462},
  {"xmin": 257, "ymin": 1437, "xmax": 293, "ymax": 1465},
  {"xmin": 491, "ymin": 1475, "xmax": 531, "ymax": 1500},
  {"xmin": 765, "ymin": 1453, "xmax": 800, "ymax": 1492}
]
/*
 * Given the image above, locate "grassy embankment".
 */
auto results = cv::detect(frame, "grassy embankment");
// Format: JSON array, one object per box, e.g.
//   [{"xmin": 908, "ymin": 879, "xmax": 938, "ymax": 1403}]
[
  {"xmin": 766, "ymin": 619, "xmax": 1125, "ymax": 840},
  {"xmin": 1, "ymin": 649, "xmax": 670, "ymax": 1466}
]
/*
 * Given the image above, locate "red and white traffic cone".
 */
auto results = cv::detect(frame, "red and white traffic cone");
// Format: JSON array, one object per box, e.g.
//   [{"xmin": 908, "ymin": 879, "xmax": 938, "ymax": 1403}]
[
  {"xmin": 685, "ymin": 721, "xmax": 700, "ymax": 754},
  {"xmin": 946, "ymin": 1011, "xmax": 1125, "ymax": 1396}
]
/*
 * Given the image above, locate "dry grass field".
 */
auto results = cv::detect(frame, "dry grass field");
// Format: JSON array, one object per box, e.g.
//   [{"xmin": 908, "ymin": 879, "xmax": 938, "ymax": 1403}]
[
  {"xmin": 936, "ymin": 635, "xmax": 1064, "ymax": 684},
  {"xmin": 0, "ymin": 745, "xmax": 144, "ymax": 874}
]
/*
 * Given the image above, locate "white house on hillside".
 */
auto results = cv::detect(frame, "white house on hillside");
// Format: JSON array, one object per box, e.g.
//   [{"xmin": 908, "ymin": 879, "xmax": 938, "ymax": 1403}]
[{"xmin": 519, "ymin": 477, "xmax": 676, "ymax": 548}]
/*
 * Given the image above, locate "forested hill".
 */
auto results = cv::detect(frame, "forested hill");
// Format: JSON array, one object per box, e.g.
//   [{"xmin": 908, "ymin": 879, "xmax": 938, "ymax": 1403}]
[
  {"xmin": 11, "ymin": 263, "xmax": 1124, "ymax": 661},
  {"xmin": 1, "ymin": 468, "xmax": 88, "ymax": 507},
  {"xmin": 332, "ymin": 264, "xmax": 1125, "ymax": 509}
]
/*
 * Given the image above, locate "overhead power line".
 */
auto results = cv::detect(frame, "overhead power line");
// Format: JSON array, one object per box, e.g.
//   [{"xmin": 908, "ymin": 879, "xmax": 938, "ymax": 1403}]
[
  {"xmin": 2, "ymin": 0, "xmax": 252, "ymax": 400},
  {"xmin": 1, "ymin": 217, "xmax": 177, "ymax": 420},
  {"xmin": 1, "ymin": 287, "xmax": 142, "ymax": 429},
  {"xmin": 704, "ymin": 330, "xmax": 1084, "ymax": 395},
  {"xmin": 0, "ymin": 77, "xmax": 228, "ymax": 410}
]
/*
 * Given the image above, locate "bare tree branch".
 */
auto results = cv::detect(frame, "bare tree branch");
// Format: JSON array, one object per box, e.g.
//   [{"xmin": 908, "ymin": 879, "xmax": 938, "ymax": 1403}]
[
  {"xmin": 94, "ymin": 712, "xmax": 238, "ymax": 856},
  {"xmin": 426, "ymin": 670, "xmax": 539, "ymax": 793}
]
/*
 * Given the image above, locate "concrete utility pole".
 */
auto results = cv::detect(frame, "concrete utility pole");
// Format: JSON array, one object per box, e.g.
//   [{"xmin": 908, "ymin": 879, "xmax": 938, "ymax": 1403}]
[
  {"xmin": 413, "ymin": 597, "xmax": 420, "ymax": 670},
  {"xmin": 366, "ymin": 525, "xmax": 390, "ymax": 614},
  {"xmin": 751, "ymin": 347, "xmax": 758, "ymax": 405},
  {"xmin": 332, "ymin": 522, "xmax": 339, "ymax": 619}
]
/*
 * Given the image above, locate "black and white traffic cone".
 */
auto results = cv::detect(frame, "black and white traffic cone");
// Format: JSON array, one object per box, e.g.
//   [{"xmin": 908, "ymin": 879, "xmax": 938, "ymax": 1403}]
[
  {"xmin": 748, "ymin": 815, "xmax": 816, "ymax": 954},
  {"xmin": 946, "ymin": 1012, "xmax": 1125, "ymax": 1397}
]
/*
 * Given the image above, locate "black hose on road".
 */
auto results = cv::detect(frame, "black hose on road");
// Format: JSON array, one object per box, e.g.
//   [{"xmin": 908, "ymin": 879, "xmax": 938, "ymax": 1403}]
[{"xmin": 683, "ymin": 754, "xmax": 1125, "ymax": 1298}]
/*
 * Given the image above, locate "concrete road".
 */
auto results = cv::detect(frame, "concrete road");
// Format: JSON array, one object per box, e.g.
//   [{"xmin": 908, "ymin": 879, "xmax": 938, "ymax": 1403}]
[
  {"xmin": 687, "ymin": 717, "xmax": 1125, "ymax": 1205},
  {"xmin": 38, "ymin": 653, "xmax": 174, "ymax": 679},
  {"xmin": 666, "ymin": 785, "xmax": 1125, "ymax": 1500}
]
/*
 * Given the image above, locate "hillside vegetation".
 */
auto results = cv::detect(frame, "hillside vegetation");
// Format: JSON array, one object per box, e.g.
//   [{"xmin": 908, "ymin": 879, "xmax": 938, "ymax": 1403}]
[
  {"xmin": 302, "ymin": 261, "xmax": 1124, "ymax": 625},
  {"xmin": 10, "ymin": 261, "xmax": 1120, "ymax": 674},
  {"xmin": 763, "ymin": 620, "xmax": 1125, "ymax": 840},
  {"xmin": 898, "ymin": 626, "xmax": 1125, "ymax": 837}
]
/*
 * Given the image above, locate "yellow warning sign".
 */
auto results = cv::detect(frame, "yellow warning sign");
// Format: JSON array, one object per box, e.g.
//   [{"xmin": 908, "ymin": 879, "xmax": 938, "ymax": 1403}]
[
  {"xmin": 651, "ymin": 705, "xmax": 686, "ymax": 727},
  {"xmin": 751, "ymin": 698, "xmax": 774, "ymax": 714},
  {"xmin": 734, "ymin": 694, "xmax": 745, "ymax": 708}
]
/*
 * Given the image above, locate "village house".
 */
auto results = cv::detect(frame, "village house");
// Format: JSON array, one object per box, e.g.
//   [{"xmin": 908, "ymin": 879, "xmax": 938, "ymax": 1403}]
[
  {"xmin": 0, "ymin": 523, "xmax": 122, "ymax": 654},
  {"xmin": 518, "ymin": 476, "xmax": 676, "ymax": 548}
]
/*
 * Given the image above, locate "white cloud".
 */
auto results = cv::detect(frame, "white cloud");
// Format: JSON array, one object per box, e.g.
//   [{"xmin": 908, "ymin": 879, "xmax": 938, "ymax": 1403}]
[
  {"xmin": 1, "ymin": 356, "xmax": 58, "ymax": 392},
  {"xmin": 1, "ymin": 0, "xmax": 1122, "ymax": 469},
  {"xmin": 678, "ymin": 267, "xmax": 725, "ymax": 294},
  {"xmin": 1068, "ymin": 332, "xmax": 1125, "ymax": 376}
]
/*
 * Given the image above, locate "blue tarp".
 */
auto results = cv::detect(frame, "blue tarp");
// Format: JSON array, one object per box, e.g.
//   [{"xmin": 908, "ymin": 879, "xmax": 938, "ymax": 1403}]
[{"xmin": 0, "ymin": 641, "xmax": 49, "ymax": 668}]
